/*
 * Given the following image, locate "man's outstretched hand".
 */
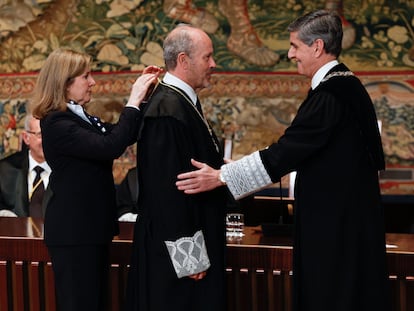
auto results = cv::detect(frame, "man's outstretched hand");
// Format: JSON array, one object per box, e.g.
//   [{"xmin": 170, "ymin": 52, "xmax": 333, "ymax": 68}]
[{"xmin": 176, "ymin": 159, "xmax": 224, "ymax": 194}]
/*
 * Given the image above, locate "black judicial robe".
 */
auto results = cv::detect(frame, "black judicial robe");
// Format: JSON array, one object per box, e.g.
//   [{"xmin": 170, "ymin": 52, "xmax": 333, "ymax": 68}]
[
  {"xmin": 259, "ymin": 64, "xmax": 390, "ymax": 311},
  {"xmin": 125, "ymin": 83, "xmax": 228, "ymax": 311}
]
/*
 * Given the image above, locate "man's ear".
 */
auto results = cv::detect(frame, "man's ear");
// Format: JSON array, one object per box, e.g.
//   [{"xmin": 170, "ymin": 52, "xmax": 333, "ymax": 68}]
[
  {"xmin": 22, "ymin": 131, "xmax": 30, "ymax": 146},
  {"xmin": 177, "ymin": 52, "xmax": 189, "ymax": 70},
  {"xmin": 314, "ymin": 38, "xmax": 324, "ymax": 55}
]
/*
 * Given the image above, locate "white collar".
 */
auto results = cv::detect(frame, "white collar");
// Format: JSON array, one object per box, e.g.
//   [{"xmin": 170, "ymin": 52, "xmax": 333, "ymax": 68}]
[
  {"xmin": 28, "ymin": 152, "xmax": 51, "ymax": 174},
  {"xmin": 163, "ymin": 72, "xmax": 198, "ymax": 106},
  {"xmin": 67, "ymin": 101, "xmax": 91, "ymax": 124},
  {"xmin": 311, "ymin": 60, "xmax": 339, "ymax": 90}
]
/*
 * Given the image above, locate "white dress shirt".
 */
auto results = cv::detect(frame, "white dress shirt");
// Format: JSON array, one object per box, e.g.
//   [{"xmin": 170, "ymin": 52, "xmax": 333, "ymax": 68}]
[
  {"xmin": 28, "ymin": 153, "xmax": 51, "ymax": 192},
  {"xmin": 311, "ymin": 60, "xmax": 339, "ymax": 90},
  {"xmin": 163, "ymin": 72, "xmax": 198, "ymax": 106}
]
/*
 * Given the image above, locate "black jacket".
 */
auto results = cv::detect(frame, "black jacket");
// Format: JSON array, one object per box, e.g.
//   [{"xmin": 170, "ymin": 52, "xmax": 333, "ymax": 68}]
[
  {"xmin": 0, "ymin": 147, "xmax": 32, "ymax": 216},
  {"xmin": 41, "ymin": 107, "xmax": 141, "ymax": 246}
]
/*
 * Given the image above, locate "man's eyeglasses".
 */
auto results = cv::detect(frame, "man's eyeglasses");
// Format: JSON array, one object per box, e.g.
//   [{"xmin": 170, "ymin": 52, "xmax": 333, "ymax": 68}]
[{"xmin": 26, "ymin": 130, "xmax": 42, "ymax": 138}]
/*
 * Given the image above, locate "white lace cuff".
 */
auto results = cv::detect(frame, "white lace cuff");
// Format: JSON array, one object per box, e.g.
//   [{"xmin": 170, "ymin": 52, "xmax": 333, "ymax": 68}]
[
  {"xmin": 165, "ymin": 230, "xmax": 210, "ymax": 278},
  {"xmin": 221, "ymin": 151, "xmax": 272, "ymax": 199}
]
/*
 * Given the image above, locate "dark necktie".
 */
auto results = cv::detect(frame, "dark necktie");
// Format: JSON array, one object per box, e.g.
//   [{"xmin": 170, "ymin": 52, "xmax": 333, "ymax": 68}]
[
  {"xmin": 195, "ymin": 98, "xmax": 204, "ymax": 117},
  {"xmin": 84, "ymin": 110, "xmax": 107, "ymax": 133},
  {"xmin": 29, "ymin": 166, "xmax": 45, "ymax": 218}
]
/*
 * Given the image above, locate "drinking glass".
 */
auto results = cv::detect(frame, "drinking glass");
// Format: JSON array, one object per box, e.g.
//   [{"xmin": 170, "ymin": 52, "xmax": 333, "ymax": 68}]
[{"xmin": 226, "ymin": 213, "xmax": 244, "ymax": 237}]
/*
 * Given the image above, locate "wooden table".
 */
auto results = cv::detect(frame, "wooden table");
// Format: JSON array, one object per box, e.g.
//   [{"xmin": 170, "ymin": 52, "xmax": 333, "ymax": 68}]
[{"xmin": 0, "ymin": 217, "xmax": 413, "ymax": 311}]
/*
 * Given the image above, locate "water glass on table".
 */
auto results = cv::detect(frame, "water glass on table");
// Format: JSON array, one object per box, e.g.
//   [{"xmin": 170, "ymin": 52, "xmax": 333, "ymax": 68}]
[{"xmin": 226, "ymin": 213, "xmax": 244, "ymax": 237}]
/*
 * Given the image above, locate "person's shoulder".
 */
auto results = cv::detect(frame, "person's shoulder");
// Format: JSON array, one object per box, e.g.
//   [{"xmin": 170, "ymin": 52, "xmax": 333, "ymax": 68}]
[
  {"xmin": 153, "ymin": 83, "xmax": 186, "ymax": 104},
  {"xmin": 0, "ymin": 149, "xmax": 28, "ymax": 169},
  {"xmin": 41, "ymin": 109, "xmax": 78, "ymax": 127},
  {"xmin": 145, "ymin": 84, "xmax": 189, "ymax": 118},
  {"xmin": 43, "ymin": 109, "xmax": 73, "ymax": 119},
  {"xmin": 318, "ymin": 64, "xmax": 361, "ymax": 93}
]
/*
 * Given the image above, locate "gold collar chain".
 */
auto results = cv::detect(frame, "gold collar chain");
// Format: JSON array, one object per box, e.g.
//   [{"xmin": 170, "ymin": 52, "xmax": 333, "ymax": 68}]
[
  {"xmin": 159, "ymin": 81, "xmax": 220, "ymax": 153},
  {"xmin": 29, "ymin": 178, "xmax": 43, "ymax": 200},
  {"xmin": 320, "ymin": 71, "xmax": 354, "ymax": 84}
]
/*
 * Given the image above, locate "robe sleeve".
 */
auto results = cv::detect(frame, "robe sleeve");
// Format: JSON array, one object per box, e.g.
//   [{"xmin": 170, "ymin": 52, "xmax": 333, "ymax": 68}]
[
  {"xmin": 164, "ymin": 230, "xmax": 211, "ymax": 278},
  {"xmin": 221, "ymin": 91, "xmax": 344, "ymax": 199},
  {"xmin": 221, "ymin": 151, "xmax": 272, "ymax": 199}
]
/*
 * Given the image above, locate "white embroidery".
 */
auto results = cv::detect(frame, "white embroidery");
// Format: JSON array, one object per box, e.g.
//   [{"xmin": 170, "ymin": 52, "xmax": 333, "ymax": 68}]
[
  {"xmin": 165, "ymin": 230, "xmax": 210, "ymax": 278},
  {"xmin": 222, "ymin": 151, "xmax": 272, "ymax": 200}
]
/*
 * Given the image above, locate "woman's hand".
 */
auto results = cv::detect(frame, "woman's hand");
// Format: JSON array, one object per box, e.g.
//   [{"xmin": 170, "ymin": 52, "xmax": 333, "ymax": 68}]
[
  {"xmin": 142, "ymin": 65, "xmax": 164, "ymax": 75},
  {"xmin": 126, "ymin": 66, "xmax": 163, "ymax": 108}
]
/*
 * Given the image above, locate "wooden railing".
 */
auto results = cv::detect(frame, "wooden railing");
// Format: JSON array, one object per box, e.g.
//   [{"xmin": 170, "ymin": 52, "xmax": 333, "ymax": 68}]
[{"xmin": 0, "ymin": 217, "xmax": 413, "ymax": 311}]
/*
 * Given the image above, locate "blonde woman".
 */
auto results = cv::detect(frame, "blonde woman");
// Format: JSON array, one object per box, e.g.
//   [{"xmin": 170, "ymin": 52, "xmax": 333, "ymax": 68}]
[{"xmin": 31, "ymin": 48, "xmax": 161, "ymax": 311}]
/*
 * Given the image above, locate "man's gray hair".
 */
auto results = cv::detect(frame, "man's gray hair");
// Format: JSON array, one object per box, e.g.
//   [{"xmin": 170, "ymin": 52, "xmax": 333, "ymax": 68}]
[
  {"xmin": 287, "ymin": 10, "xmax": 343, "ymax": 57},
  {"xmin": 163, "ymin": 24, "xmax": 196, "ymax": 71},
  {"xmin": 24, "ymin": 114, "xmax": 35, "ymax": 131}
]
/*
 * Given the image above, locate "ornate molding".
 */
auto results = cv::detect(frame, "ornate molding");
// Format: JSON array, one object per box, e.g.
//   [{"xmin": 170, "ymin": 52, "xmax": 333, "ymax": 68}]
[
  {"xmin": 2, "ymin": 72, "xmax": 413, "ymax": 101},
  {"xmin": 0, "ymin": 74, "xmax": 37, "ymax": 99},
  {"xmin": 0, "ymin": 72, "xmax": 311, "ymax": 100}
]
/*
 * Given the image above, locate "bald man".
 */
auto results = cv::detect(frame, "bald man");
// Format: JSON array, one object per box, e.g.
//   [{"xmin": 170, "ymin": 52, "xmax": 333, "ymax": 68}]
[{"xmin": 125, "ymin": 25, "xmax": 229, "ymax": 311}]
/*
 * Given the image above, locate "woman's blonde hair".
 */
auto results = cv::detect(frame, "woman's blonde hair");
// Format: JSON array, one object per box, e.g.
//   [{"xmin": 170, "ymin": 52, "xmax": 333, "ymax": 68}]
[{"xmin": 30, "ymin": 48, "xmax": 92, "ymax": 119}]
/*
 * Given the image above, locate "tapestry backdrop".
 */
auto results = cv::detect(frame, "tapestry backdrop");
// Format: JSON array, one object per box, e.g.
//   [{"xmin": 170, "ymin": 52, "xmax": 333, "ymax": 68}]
[{"xmin": 0, "ymin": 0, "xmax": 413, "ymax": 194}]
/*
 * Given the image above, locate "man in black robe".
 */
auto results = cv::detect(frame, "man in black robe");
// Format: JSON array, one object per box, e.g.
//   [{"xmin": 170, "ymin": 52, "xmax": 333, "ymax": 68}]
[
  {"xmin": 176, "ymin": 10, "xmax": 391, "ymax": 311},
  {"xmin": 125, "ymin": 25, "xmax": 228, "ymax": 311}
]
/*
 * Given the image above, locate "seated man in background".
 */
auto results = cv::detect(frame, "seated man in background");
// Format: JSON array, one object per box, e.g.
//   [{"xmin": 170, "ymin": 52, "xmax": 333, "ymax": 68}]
[
  {"xmin": 0, "ymin": 114, "xmax": 51, "ymax": 217},
  {"xmin": 116, "ymin": 166, "xmax": 138, "ymax": 222}
]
